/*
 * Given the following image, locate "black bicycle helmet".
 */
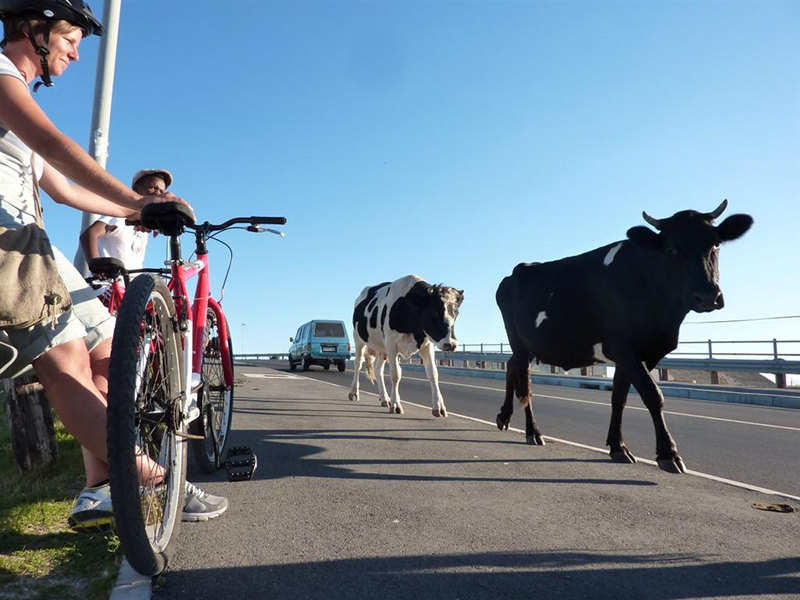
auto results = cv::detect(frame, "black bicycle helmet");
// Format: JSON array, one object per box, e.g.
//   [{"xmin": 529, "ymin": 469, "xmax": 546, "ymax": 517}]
[{"xmin": 0, "ymin": 0, "xmax": 102, "ymax": 90}]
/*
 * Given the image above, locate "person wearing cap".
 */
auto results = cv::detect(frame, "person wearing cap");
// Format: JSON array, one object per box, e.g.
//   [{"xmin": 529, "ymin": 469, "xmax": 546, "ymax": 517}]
[
  {"xmin": 0, "ymin": 1, "xmax": 224, "ymax": 531},
  {"xmin": 80, "ymin": 169, "xmax": 173, "ymax": 273},
  {"xmin": 79, "ymin": 168, "xmax": 231, "ymax": 524}
]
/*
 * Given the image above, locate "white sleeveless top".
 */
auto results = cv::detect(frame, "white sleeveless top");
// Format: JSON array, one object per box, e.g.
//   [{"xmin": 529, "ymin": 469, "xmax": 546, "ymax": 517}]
[{"xmin": 0, "ymin": 53, "xmax": 45, "ymax": 229}]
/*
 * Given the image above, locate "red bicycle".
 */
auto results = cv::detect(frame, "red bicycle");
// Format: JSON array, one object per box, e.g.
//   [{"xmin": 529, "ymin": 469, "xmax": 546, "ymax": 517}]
[{"xmin": 103, "ymin": 202, "xmax": 285, "ymax": 575}]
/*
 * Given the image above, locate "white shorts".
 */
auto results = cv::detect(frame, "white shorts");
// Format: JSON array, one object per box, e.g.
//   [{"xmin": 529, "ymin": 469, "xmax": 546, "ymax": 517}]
[{"xmin": 2, "ymin": 245, "xmax": 116, "ymax": 377}]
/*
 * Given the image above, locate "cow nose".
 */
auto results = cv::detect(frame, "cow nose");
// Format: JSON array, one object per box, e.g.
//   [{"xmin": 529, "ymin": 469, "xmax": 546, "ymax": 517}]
[
  {"xmin": 692, "ymin": 291, "xmax": 724, "ymax": 312},
  {"xmin": 442, "ymin": 341, "xmax": 458, "ymax": 352}
]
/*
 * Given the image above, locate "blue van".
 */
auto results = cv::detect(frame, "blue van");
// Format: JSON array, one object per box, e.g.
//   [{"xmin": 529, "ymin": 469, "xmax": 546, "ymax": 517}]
[{"xmin": 288, "ymin": 320, "xmax": 351, "ymax": 372}]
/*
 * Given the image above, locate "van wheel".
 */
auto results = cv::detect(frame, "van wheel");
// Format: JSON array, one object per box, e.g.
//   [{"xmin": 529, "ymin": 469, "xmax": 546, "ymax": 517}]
[
  {"xmin": 323, "ymin": 363, "xmax": 330, "ymax": 371},
  {"xmin": 337, "ymin": 361, "xmax": 346, "ymax": 372},
  {"xmin": 289, "ymin": 356, "xmax": 296, "ymax": 371},
  {"xmin": 301, "ymin": 356, "xmax": 309, "ymax": 371}
]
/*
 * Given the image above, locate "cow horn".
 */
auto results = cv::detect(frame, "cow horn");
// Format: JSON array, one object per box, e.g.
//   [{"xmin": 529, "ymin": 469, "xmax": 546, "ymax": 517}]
[
  {"xmin": 642, "ymin": 211, "xmax": 661, "ymax": 229},
  {"xmin": 706, "ymin": 198, "xmax": 728, "ymax": 220}
]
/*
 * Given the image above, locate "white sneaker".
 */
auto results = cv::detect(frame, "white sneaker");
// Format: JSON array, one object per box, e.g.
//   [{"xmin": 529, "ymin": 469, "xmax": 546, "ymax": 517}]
[{"xmin": 68, "ymin": 483, "xmax": 114, "ymax": 531}]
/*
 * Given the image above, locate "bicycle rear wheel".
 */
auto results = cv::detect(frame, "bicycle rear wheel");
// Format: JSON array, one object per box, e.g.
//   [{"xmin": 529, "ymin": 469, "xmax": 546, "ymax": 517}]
[
  {"xmin": 107, "ymin": 274, "xmax": 187, "ymax": 576},
  {"xmin": 191, "ymin": 308, "xmax": 234, "ymax": 473}
]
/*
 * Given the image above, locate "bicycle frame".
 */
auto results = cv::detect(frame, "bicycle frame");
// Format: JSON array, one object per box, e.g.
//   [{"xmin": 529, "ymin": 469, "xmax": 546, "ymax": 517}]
[{"xmin": 167, "ymin": 244, "xmax": 233, "ymax": 398}]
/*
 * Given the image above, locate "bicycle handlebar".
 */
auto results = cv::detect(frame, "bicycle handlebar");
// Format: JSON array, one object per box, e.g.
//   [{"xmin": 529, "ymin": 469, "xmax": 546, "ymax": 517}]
[
  {"xmin": 125, "ymin": 213, "xmax": 287, "ymax": 233},
  {"xmin": 199, "ymin": 216, "xmax": 287, "ymax": 232}
]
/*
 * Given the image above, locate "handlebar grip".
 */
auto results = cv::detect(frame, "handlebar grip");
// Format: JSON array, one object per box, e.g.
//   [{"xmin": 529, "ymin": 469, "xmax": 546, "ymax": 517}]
[{"xmin": 251, "ymin": 217, "xmax": 287, "ymax": 225}]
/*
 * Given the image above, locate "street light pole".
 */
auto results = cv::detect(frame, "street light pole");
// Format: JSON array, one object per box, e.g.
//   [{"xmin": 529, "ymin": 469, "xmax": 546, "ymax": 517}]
[{"xmin": 74, "ymin": 0, "xmax": 123, "ymax": 275}]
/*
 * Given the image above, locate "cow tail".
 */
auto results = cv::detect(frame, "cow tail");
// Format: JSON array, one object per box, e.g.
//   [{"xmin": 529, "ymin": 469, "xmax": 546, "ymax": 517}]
[
  {"xmin": 365, "ymin": 353, "xmax": 375, "ymax": 383},
  {"xmin": 511, "ymin": 353, "xmax": 532, "ymax": 408}
]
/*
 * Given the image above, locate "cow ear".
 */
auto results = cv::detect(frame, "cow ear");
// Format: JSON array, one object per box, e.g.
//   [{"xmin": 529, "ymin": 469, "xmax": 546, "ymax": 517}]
[
  {"xmin": 457, "ymin": 290, "xmax": 464, "ymax": 305},
  {"xmin": 626, "ymin": 226, "xmax": 663, "ymax": 250},
  {"xmin": 408, "ymin": 283, "xmax": 431, "ymax": 307},
  {"xmin": 717, "ymin": 214, "xmax": 753, "ymax": 242}
]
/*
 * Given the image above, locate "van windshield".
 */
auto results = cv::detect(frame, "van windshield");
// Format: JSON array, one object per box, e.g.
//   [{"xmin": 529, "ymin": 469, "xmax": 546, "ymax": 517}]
[{"xmin": 314, "ymin": 322, "xmax": 345, "ymax": 337}]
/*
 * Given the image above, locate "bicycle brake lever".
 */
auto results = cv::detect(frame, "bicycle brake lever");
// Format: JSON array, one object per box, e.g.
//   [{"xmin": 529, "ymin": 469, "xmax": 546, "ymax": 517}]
[{"xmin": 247, "ymin": 225, "xmax": 284, "ymax": 237}]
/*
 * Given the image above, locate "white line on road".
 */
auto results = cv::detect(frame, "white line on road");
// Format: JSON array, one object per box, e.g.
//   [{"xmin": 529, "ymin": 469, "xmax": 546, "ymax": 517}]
[
  {"xmin": 402, "ymin": 376, "xmax": 800, "ymax": 432},
  {"xmin": 242, "ymin": 373, "xmax": 303, "ymax": 380},
  {"xmin": 286, "ymin": 373, "xmax": 800, "ymax": 502}
]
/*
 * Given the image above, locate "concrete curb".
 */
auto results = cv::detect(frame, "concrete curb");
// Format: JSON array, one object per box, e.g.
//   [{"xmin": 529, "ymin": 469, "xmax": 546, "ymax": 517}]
[{"xmin": 108, "ymin": 559, "xmax": 151, "ymax": 600}]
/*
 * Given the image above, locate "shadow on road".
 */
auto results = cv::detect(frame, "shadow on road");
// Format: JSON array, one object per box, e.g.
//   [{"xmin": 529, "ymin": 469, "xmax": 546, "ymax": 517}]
[{"xmin": 153, "ymin": 550, "xmax": 800, "ymax": 599}]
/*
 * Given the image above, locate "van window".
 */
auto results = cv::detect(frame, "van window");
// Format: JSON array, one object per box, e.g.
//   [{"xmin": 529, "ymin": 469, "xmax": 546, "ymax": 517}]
[{"xmin": 314, "ymin": 322, "xmax": 345, "ymax": 337}]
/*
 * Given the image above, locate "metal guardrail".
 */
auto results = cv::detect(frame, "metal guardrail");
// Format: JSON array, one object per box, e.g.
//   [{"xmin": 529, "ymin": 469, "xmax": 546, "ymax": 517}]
[
  {"xmin": 234, "ymin": 339, "xmax": 800, "ymax": 388},
  {"xmin": 456, "ymin": 339, "xmax": 800, "ymax": 361},
  {"xmin": 423, "ymin": 351, "xmax": 800, "ymax": 375}
]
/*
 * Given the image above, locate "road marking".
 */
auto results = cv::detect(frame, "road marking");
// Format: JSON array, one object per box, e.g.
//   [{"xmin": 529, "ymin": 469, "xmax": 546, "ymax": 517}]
[
  {"xmin": 295, "ymin": 374, "xmax": 800, "ymax": 502},
  {"xmin": 401, "ymin": 376, "xmax": 800, "ymax": 432},
  {"xmin": 242, "ymin": 372, "xmax": 303, "ymax": 380}
]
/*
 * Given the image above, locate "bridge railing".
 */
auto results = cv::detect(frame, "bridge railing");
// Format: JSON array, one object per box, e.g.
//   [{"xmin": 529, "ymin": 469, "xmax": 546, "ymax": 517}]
[
  {"xmin": 456, "ymin": 339, "xmax": 800, "ymax": 361},
  {"xmin": 233, "ymin": 339, "xmax": 800, "ymax": 388}
]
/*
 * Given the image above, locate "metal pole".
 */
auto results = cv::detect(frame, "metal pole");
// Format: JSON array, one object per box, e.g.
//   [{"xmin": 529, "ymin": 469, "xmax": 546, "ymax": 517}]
[{"xmin": 74, "ymin": 0, "xmax": 122, "ymax": 275}]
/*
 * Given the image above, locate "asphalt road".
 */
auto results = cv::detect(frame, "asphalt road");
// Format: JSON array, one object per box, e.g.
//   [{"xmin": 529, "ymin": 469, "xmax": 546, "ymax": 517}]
[
  {"xmin": 282, "ymin": 360, "xmax": 800, "ymax": 499},
  {"xmin": 149, "ymin": 361, "xmax": 800, "ymax": 600}
]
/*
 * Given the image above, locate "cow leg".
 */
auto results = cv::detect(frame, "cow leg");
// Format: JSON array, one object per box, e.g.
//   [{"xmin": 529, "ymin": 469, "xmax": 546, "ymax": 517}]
[
  {"xmin": 497, "ymin": 353, "xmax": 543, "ymax": 445},
  {"xmin": 606, "ymin": 368, "xmax": 636, "ymax": 464},
  {"xmin": 348, "ymin": 343, "xmax": 366, "ymax": 401},
  {"xmin": 387, "ymin": 351, "xmax": 403, "ymax": 415},
  {"xmin": 617, "ymin": 356, "xmax": 685, "ymax": 473},
  {"xmin": 419, "ymin": 343, "xmax": 447, "ymax": 417},
  {"xmin": 523, "ymin": 402, "xmax": 544, "ymax": 446},
  {"xmin": 375, "ymin": 354, "xmax": 390, "ymax": 407}
]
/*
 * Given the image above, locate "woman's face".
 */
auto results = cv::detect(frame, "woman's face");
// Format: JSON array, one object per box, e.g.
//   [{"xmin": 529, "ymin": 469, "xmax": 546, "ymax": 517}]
[{"xmin": 46, "ymin": 27, "xmax": 83, "ymax": 77}]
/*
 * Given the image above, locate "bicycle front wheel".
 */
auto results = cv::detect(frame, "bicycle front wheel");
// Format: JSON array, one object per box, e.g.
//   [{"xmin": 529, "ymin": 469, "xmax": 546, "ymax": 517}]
[
  {"xmin": 107, "ymin": 274, "xmax": 187, "ymax": 577},
  {"xmin": 191, "ymin": 308, "xmax": 234, "ymax": 473}
]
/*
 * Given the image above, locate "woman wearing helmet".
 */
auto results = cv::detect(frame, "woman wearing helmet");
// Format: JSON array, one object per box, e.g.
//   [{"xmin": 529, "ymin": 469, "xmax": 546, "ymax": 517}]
[{"xmin": 0, "ymin": 1, "xmax": 226, "ymax": 529}]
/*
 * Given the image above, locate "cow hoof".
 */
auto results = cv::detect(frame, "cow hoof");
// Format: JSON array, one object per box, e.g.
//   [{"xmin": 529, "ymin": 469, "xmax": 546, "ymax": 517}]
[
  {"xmin": 348, "ymin": 392, "xmax": 358, "ymax": 402},
  {"xmin": 432, "ymin": 407, "xmax": 448, "ymax": 418},
  {"xmin": 526, "ymin": 434, "xmax": 545, "ymax": 446},
  {"xmin": 393, "ymin": 406, "xmax": 403, "ymax": 415},
  {"xmin": 610, "ymin": 449, "xmax": 636, "ymax": 464},
  {"xmin": 380, "ymin": 400, "xmax": 389, "ymax": 407},
  {"xmin": 657, "ymin": 457, "xmax": 686, "ymax": 474},
  {"xmin": 496, "ymin": 415, "xmax": 510, "ymax": 431}
]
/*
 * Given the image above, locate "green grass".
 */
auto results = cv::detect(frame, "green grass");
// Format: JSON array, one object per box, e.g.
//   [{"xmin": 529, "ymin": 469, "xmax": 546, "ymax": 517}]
[{"xmin": 0, "ymin": 389, "xmax": 122, "ymax": 600}]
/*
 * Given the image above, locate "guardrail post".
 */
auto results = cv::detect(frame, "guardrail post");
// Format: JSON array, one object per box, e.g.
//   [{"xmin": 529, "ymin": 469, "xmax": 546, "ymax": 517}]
[
  {"xmin": 707, "ymin": 339, "xmax": 713, "ymax": 359},
  {"xmin": 773, "ymin": 339, "xmax": 779, "ymax": 360},
  {"xmin": 775, "ymin": 373, "xmax": 786, "ymax": 388}
]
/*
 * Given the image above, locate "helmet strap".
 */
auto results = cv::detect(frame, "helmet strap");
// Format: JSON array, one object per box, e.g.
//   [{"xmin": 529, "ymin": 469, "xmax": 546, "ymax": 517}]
[{"xmin": 22, "ymin": 16, "xmax": 54, "ymax": 92}]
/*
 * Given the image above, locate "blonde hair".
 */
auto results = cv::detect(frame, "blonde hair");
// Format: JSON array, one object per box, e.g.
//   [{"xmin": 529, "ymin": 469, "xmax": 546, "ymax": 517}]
[{"xmin": 2, "ymin": 16, "xmax": 83, "ymax": 46}]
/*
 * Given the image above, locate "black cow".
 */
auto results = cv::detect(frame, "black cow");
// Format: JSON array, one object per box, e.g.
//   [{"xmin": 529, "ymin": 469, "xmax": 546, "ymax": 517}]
[
  {"xmin": 348, "ymin": 275, "xmax": 464, "ymax": 416},
  {"xmin": 496, "ymin": 200, "xmax": 753, "ymax": 473}
]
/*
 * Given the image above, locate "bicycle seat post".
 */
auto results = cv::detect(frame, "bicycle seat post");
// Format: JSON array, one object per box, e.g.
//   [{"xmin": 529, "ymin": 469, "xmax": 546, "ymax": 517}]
[{"xmin": 169, "ymin": 233, "xmax": 183, "ymax": 263}]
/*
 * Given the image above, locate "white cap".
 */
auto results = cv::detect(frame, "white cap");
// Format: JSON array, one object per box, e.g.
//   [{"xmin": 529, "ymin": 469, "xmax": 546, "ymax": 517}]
[{"xmin": 131, "ymin": 168, "xmax": 173, "ymax": 190}]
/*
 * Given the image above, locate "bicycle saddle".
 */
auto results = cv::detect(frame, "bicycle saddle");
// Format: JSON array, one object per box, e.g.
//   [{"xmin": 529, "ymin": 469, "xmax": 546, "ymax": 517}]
[
  {"xmin": 88, "ymin": 256, "xmax": 126, "ymax": 279},
  {"xmin": 139, "ymin": 202, "xmax": 196, "ymax": 236}
]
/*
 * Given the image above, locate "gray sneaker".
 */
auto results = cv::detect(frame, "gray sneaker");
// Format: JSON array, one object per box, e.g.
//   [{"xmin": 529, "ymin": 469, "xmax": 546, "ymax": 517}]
[{"xmin": 182, "ymin": 481, "xmax": 228, "ymax": 522}]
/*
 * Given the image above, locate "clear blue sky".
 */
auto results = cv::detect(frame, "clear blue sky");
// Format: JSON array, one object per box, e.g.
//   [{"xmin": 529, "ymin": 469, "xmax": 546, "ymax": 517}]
[{"xmin": 39, "ymin": 0, "xmax": 798, "ymax": 357}]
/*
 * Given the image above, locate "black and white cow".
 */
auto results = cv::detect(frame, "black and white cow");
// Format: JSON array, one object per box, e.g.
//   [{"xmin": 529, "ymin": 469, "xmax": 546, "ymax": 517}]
[
  {"xmin": 348, "ymin": 275, "xmax": 464, "ymax": 417},
  {"xmin": 496, "ymin": 200, "xmax": 752, "ymax": 473}
]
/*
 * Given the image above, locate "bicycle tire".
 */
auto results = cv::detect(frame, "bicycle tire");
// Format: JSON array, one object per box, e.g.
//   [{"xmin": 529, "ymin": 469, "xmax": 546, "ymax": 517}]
[
  {"xmin": 190, "ymin": 308, "xmax": 234, "ymax": 473},
  {"xmin": 107, "ymin": 274, "xmax": 187, "ymax": 577}
]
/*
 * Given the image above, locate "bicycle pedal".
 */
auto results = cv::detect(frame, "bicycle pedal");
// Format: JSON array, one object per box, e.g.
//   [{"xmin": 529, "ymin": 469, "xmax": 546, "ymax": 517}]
[{"xmin": 225, "ymin": 445, "xmax": 257, "ymax": 482}]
